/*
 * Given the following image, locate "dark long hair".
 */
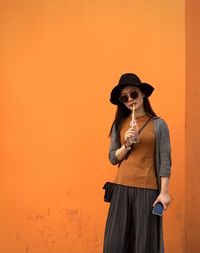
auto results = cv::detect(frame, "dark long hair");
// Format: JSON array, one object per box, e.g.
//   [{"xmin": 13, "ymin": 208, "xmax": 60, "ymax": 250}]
[{"xmin": 109, "ymin": 97, "xmax": 157, "ymax": 137}]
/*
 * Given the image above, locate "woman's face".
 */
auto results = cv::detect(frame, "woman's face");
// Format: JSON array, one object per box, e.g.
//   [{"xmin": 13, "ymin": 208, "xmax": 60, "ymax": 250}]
[{"xmin": 120, "ymin": 86, "xmax": 144, "ymax": 111}]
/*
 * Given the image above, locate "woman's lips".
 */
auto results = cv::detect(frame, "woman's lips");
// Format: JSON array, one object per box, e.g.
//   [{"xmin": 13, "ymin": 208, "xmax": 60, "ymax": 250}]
[{"xmin": 128, "ymin": 102, "xmax": 137, "ymax": 107}]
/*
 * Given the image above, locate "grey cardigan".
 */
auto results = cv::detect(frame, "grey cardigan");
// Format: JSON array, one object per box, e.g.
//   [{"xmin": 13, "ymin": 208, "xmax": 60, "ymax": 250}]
[{"xmin": 108, "ymin": 117, "xmax": 171, "ymax": 253}]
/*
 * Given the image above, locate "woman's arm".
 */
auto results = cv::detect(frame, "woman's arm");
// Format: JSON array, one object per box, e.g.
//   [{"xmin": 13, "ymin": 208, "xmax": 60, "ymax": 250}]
[
  {"xmin": 159, "ymin": 120, "xmax": 172, "ymax": 177},
  {"xmin": 108, "ymin": 124, "xmax": 121, "ymax": 165},
  {"xmin": 115, "ymin": 144, "xmax": 129, "ymax": 161},
  {"xmin": 154, "ymin": 119, "xmax": 172, "ymax": 210}
]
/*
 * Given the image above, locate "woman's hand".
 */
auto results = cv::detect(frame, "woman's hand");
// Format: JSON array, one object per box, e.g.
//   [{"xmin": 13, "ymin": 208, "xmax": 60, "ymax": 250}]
[
  {"xmin": 153, "ymin": 192, "xmax": 171, "ymax": 211},
  {"xmin": 124, "ymin": 127, "xmax": 137, "ymax": 145}
]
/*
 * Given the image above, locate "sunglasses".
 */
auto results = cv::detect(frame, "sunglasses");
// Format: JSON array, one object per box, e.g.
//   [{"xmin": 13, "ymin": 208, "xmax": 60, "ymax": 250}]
[{"xmin": 119, "ymin": 90, "xmax": 139, "ymax": 103}]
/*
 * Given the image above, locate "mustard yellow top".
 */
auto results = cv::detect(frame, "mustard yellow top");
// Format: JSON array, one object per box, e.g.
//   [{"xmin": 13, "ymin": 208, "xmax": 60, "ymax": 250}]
[{"xmin": 113, "ymin": 115, "xmax": 158, "ymax": 189}]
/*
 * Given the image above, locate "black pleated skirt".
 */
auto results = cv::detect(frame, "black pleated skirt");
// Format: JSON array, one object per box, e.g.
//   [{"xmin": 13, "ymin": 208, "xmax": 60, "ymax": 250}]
[{"xmin": 103, "ymin": 183, "xmax": 162, "ymax": 253}]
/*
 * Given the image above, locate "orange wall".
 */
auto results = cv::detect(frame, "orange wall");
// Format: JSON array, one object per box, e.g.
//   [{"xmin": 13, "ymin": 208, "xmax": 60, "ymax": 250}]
[
  {"xmin": 0, "ymin": 1, "xmax": 185, "ymax": 253},
  {"xmin": 186, "ymin": 0, "xmax": 200, "ymax": 252}
]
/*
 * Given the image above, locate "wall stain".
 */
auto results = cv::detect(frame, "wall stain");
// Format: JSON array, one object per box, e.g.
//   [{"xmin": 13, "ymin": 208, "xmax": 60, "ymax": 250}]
[
  {"xmin": 27, "ymin": 208, "xmax": 52, "ymax": 222},
  {"xmin": 25, "ymin": 245, "xmax": 29, "ymax": 253}
]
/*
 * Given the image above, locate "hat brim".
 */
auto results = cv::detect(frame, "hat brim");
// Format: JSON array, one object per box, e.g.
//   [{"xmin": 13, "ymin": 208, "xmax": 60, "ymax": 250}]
[{"xmin": 110, "ymin": 83, "xmax": 154, "ymax": 105}]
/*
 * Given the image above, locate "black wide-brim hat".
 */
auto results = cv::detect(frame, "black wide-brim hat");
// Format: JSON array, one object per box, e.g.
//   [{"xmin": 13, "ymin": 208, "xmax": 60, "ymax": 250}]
[{"xmin": 110, "ymin": 73, "xmax": 154, "ymax": 105}]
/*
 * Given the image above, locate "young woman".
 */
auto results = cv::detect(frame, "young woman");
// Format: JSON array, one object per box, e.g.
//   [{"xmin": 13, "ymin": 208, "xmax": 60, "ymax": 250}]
[{"xmin": 103, "ymin": 73, "xmax": 171, "ymax": 253}]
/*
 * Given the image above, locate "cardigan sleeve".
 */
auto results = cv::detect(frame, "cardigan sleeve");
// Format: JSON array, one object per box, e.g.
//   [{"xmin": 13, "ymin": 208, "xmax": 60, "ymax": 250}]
[
  {"xmin": 159, "ymin": 119, "xmax": 172, "ymax": 177},
  {"xmin": 108, "ymin": 124, "xmax": 121, "ymax": 165}
]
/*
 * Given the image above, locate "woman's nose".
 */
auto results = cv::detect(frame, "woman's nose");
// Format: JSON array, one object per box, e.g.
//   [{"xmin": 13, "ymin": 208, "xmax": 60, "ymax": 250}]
[{"xmin": 128, "ymin": 95, "xmax": 133, "ymax": 101}]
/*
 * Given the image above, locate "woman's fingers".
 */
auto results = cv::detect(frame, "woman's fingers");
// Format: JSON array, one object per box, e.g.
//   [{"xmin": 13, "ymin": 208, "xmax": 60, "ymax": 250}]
[
  {"xmin": 153, "ymin": 194, "xmax": 171, "ymax": 211},
  {"xmin": 124, "ymin": 127, "xmax": 138, "ymax": 145}
]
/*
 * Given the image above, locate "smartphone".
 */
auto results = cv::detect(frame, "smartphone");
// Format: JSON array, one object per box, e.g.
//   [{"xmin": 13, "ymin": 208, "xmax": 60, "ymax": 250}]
[{"xmin": 152, "ymin": 202, "xmax": 164, "ymax": 216}]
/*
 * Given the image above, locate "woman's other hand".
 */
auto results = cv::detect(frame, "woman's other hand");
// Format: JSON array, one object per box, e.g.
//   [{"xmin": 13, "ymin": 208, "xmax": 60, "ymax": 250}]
[{"xmin": 153, "ymin": 192, "xmax": 171, "ymax": 211}]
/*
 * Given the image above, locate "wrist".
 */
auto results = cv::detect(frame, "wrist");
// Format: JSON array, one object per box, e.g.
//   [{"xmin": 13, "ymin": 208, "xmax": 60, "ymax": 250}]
[
  {"xmin": 160, "ymin": 190, "xmax": 169, "ymax": 195},
  {"xmin": 160, "ymin": 177, "xmax": 170, "ymax": 194},
  {"xmin": 124, "ymin": 142, "xmax": 132, "ymax": 150}
]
